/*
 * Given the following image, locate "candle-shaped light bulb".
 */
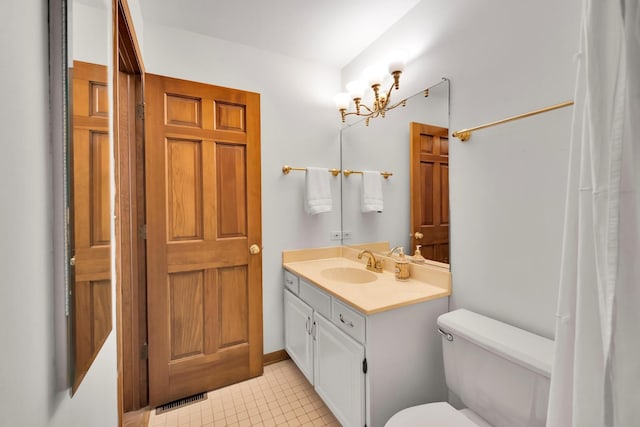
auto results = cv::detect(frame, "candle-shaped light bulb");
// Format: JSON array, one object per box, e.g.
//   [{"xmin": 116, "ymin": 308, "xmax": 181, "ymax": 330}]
[
  {"xmin": 387, "ymin": 50, "xmax": 408, "ymax": 74},
  {"xmin": 363, "ymin": 64, "xmax": 385, "ymax": 87},
  {"xmin": 346, "ymin": 80, "xmax": 366, "ymax": 100},
  {"xmin": 333, "ymin": 93, "xmax": 350, "ymax": 110}
]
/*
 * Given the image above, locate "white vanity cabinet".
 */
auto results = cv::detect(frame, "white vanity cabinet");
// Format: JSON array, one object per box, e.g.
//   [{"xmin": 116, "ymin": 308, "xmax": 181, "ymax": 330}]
[
  {"xmin": 284, "ymin": 288, "xmax": 314, "ymax": 383},
  {"xmin": 283, "ymin": 268, "xmax": 449, "ymax": 427},
  {"xmin": 284, "ymin": 270, "xmax": 365, "ymax": 427},
  {"xmin": 314, "ymin": 312, "xmax": 365, "ymax": 427}
]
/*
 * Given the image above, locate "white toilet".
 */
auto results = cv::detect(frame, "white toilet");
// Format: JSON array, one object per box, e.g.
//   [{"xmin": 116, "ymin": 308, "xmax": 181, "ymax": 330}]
[{"xmin": 385, "ymin": 309, "xmax": 554, "ymax": 427}]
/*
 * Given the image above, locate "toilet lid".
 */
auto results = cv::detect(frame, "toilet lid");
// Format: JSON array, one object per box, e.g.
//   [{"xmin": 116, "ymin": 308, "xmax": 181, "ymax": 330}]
[{"xmin": 385, "ymin": 402, "xmax": 482, "ymax": 427}]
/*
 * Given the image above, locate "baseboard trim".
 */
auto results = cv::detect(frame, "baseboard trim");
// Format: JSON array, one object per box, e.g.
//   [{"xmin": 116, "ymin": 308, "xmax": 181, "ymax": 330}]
[{"xmin": 263, "ymin": 350, "xmax": 290, "ymax": 366}]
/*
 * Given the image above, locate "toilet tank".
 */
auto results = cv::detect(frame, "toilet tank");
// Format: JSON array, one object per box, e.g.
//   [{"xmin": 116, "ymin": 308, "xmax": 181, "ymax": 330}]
[{"xmin": 437, "ymin": 309, "xmax": 554, "ymax": 427}]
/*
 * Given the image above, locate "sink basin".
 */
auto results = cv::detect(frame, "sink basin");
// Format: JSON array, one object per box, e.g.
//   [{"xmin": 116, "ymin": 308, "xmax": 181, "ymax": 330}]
[{"xmin": 321, "ymin": 267, "xmax": 377, "ymax": 284}]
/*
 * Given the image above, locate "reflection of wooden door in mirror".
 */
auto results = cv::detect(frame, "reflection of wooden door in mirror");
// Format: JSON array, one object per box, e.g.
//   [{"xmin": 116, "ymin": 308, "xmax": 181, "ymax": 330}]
[
  {"xmin": 71, "ymin": 60, "xmax": 112, "ymax": 391},
  {"xmin": 410, "ymin": 122, "xmax": 449, "ymax": 264},
  {"xmin": 145, "ymin": 74, "xmax": 263, "ymax": 407}
]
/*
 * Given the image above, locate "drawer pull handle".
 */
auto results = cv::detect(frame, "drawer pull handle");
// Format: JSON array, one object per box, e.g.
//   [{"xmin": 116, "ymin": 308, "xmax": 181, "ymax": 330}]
[
  {"xmin": 339, "ymin": 313, "xmax": 354, "ymax": 328},
  {"xmin": 286, "ymin": 278, "xmax": 293, "ymax": 285},
  {"xmin": 305, "ymin": 317, "xmax": 310, "ymax": 335}
]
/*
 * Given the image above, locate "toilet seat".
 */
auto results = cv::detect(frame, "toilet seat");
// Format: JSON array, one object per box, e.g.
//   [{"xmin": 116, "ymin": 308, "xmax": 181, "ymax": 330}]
[{"xmin": 384, "ymin": 402, "xmax": 482, "ymax": 427}]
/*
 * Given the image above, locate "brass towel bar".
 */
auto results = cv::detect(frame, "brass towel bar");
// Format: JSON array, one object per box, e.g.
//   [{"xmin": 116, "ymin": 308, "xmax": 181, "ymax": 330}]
[
  {"xmin": 453, "ymin": 100, "xmax": 574, "ymax": 142},
  {"xmin": 282, "ymin": 165, "xmax": 393, "ymax": 179},
  {"xmin": 282, "ymin": 165, "xmax": 341, "ymax": 176},
  {"xmin": 343, "ymin": 170, "xmax": 393, "ymax": 179}
]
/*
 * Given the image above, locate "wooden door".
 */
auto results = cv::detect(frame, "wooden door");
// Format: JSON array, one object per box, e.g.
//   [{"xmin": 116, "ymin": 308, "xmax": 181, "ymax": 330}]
[
  {"xmin": 145, "ymin": 74, "xmax": 263, "ymax": 407},
  {"xmin": 71, "ymin": 61, "xmax": 112, "ymax": 390},
  {"xmin": 410, "ymin": 122, "xmax": 449, "ymax": 264}
]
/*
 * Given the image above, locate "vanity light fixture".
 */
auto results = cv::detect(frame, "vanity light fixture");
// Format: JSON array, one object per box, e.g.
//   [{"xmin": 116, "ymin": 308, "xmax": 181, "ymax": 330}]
[{"xmin": 334, "ymin": 50, "xmax": 409, "ymax": 126}]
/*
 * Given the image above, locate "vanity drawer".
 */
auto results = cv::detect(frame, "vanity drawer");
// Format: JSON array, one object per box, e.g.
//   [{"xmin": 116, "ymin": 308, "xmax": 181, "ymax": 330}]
[
  {"xmin": 284, "ymin": 270, "xmax": 299, "ymax": 294},
  {"xmin": 299, "ymin": 279, "xmax": 331, "ymax": 319},
  {"xmin": 332, "ymin": 299, "xmax": 366, "ymax": 343}
]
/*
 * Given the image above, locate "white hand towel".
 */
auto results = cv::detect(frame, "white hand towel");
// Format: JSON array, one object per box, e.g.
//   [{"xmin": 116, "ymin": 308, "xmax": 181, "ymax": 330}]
[
  {"xmin": 304, "ymin": 167, "xmax": 332, "ymax": 214},
  {"xmin": 361, "ymin": 170, "xmax": 383, "ymax": 213}
]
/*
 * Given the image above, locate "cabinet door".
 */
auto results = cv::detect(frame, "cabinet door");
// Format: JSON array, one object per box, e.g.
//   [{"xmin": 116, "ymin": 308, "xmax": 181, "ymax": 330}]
[
  {"xmin": 284, "ymin": 289, "xmax": 314, "ymax": 384},
  {"xmin": 314, "ymin": 313, "xmax": 365, "ymax": 427}
]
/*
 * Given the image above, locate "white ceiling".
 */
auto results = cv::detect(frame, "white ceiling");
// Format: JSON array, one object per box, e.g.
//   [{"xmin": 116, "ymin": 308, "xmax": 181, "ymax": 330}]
[{"xmin": 136, "ymin": 0, "xmax": 422, "ymax": 68}]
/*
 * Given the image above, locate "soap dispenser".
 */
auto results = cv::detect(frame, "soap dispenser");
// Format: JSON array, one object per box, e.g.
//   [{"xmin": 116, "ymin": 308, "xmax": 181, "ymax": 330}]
[
  {"xmin": 413, "ymin": 245, "xmax": 426, "ymax": 263},
  {"xmin": 394, "ymin": 247, "xmax": 410, "ymax": 281}
]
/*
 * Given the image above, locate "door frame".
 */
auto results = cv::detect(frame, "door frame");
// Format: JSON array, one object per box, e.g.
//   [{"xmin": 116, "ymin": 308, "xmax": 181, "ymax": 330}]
[{"xmin": 114, "ymin": 0, "xmax": 147, "ymax": 418}]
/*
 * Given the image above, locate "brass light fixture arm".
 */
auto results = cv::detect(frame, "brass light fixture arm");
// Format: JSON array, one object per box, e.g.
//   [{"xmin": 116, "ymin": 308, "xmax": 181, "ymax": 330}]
[
  {"xmin": 381, "ymin": 80, "xmax": 397, "ymax": 109},
  {"xmin": 385, "ymin": 97, "xmax": 408, "ymax": 111},
  {"xmin": 340, "ymin": 80, "xmax": 406, "ymax": 125},
  {"xmin": 358, "ymin": 103, "xmax": 376, "ymax": 114}
]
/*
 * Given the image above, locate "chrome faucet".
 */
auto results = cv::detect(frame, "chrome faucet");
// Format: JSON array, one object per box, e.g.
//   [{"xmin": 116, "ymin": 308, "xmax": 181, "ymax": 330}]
[{"xmin": 358, "ymin": 249, "xmax": 384, "ymax": 273}]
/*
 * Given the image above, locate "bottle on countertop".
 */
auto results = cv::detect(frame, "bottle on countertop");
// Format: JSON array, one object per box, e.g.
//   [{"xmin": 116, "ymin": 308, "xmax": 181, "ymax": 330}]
[
  {"xmin": 412, "ymin": 245, "xmax": 426, "ymax": 263},
  {"xmin": 394, "ymin": 247, "xmax": 410, "ymax": 281}
]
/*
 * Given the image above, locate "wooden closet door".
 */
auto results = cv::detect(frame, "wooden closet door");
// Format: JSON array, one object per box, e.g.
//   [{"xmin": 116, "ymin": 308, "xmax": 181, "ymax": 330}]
[{"xmin": 144, "ymin": 74, "xmax": 263, "ymax": 407}]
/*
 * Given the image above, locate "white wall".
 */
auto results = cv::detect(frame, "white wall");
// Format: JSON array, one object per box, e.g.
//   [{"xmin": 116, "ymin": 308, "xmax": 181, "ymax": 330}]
[
  {"xmin": 0, "ymin": 1, "xmax": 118, "ymax": 426},
  {"xmin": 342, "ymin": 0, "xmax": 581, "ymax": 338},
  {"xmin": 124, "ymin": 0, "xmax": 145, "ymax": 53},
  {"xmin": 141, "ymin": 23, "xmax": 342, "ymax": 353},
  {"xmin": 138, "ymin": 0, "xmax": 580, "ymax": 355},
  {"xmin": 72, "ymin": 1, "xmax": 109, "ymax": 65}
]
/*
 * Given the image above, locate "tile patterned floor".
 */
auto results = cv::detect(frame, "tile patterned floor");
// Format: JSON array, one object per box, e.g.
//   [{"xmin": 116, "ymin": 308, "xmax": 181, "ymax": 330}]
[{"xmin": 147, "ymin": 359, "xmax": 341, "ymax": 427}]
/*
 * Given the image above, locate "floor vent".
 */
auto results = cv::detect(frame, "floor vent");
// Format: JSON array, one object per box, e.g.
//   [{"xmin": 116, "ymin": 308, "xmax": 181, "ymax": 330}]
[{"xmin": 155, "ymin": 392, "xmax": 208, "ymax": 415}]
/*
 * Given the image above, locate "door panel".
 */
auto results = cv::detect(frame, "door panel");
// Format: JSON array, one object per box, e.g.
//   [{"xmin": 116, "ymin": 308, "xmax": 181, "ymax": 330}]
[
  {"xmin": 166, "ymin": 138, "xmax": 204, "ymax": 241},
  {"xmin": 74, "ymin": 279, "xmax": 111, "ymax": 373},
  {"xmin": 89, "ymin": 131, "xmax": 111, "ymax": 245},
  {"xmin": 410, "ymin": 122, "xmax": 450, "ymax": 263},
  {"xmin": 145, "ymin": 73, "xmax": 262, "ymax": 407},
  {"xmin": 74, "ymin": 130, "xmax": 110, "ymax": 260},
  {"xmin": 216, "ymin": 143, "xmax": 247, "ymax": 237},
  {"xmin": 218, "ymin": 266, "xmax": 249, "ymax": 346},
  {"xmin": 169, "ymin": 270, "xmax": 205, "ymax": 359},
  {"xmin": 215, "ymin": 102, "xmax": 245, "ymax": 131},
  {"xmin": 166, "ymin": 94, "xmax": 201, "ymax": 127}
]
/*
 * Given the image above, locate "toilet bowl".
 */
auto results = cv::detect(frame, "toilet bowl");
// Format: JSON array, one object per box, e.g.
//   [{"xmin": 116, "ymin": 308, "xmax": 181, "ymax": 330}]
[
  {"xmin": 385, "ymin": 309, "xmax": 554, "ymax": 427},
  {"xmin": 386, "ymin": 402, "xmax": 486, "ymax": 426}
]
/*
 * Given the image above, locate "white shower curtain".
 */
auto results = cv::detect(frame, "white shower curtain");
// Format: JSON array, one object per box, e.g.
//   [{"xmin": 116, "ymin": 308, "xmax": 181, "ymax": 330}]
[{"xmin": 547, "ymin": 0, "xmax": 639, "ymax": 426}]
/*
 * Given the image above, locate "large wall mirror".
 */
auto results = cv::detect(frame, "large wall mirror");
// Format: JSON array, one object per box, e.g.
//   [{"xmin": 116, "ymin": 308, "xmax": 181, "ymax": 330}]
[
  {"xmin": 340, "ymin": 78, "xmax": 450, "ymax": 265},
  {"xmin": 67, "ymin": 0, "xmax": 113, "ymax": 392}
]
